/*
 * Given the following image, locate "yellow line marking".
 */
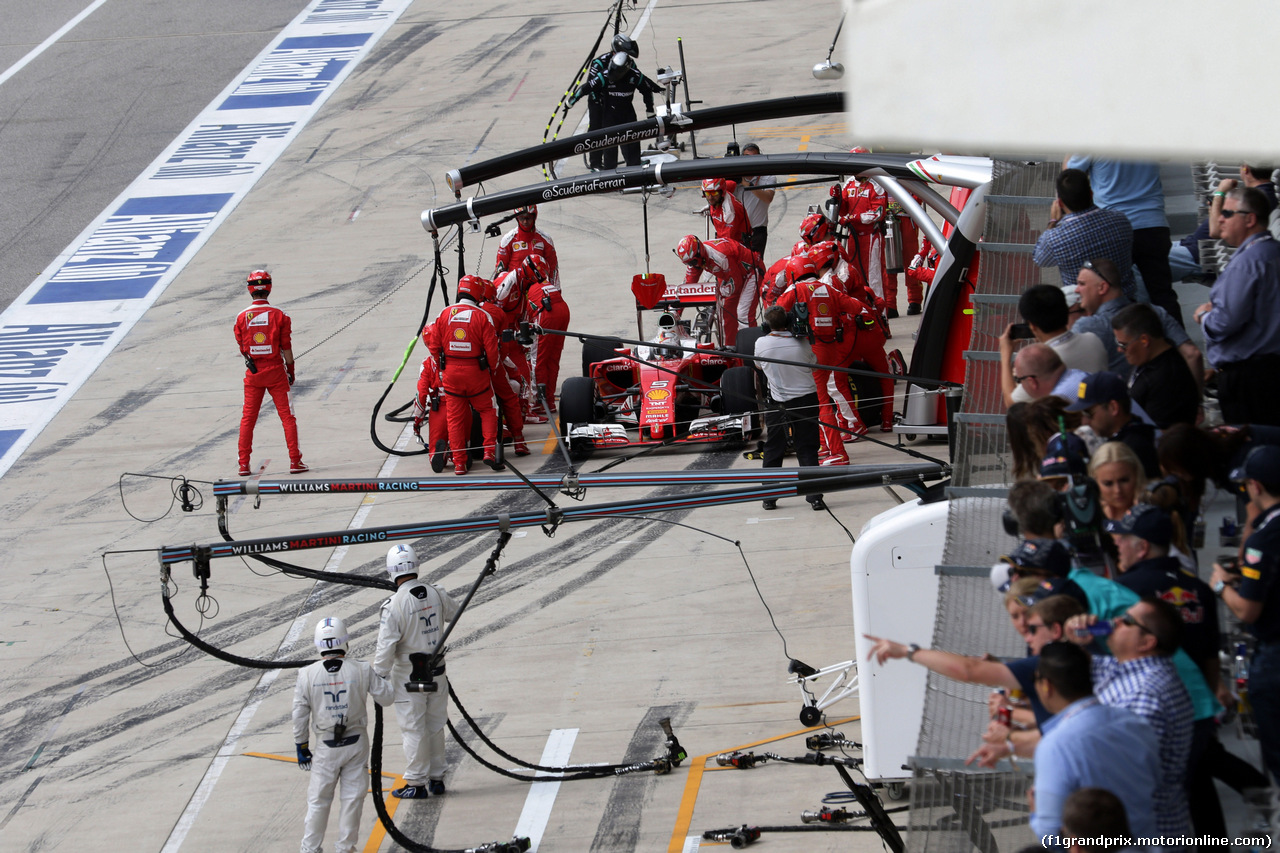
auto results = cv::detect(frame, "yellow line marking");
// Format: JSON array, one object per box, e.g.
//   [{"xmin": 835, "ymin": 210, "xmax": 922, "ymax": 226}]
[
  {"xmin": 783, "ymin": 135, "xmax": 812, "ymax": 186},
  {"xmin": 541, "ymin": 431, "xmax": 559, "ymax": 455},
  {"xmin": 747, "ymin": 123, "xmax": 846, "ymax": 133},
  {"xmin": 363, "ymin": 772, "xmax": 407, "ymax": 853},
  {"xmin": 241, "ymin": 751, "xmax": 300, "ymax": 764},
  {"xmin": 666, "ymin": 716, "xmax": 859, "ymax": 852},
  {"xmin": 244, "ymin": 750, "xmax": 404, "ymax": 853}
]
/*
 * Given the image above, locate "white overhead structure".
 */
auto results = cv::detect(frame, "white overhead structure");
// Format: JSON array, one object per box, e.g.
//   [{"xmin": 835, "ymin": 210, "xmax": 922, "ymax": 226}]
[{"xmin": 844, "ymin": 0, "xmax": 1280, "ymax": 160}]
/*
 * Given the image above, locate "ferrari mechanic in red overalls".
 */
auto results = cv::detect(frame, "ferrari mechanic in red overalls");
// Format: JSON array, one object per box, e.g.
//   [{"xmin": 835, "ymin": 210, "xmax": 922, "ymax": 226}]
[
  {"xmin": 523, "ymin": 254, "xmax": 570, "ymax": 414},
  {"xmin": 427, "ymin": 277, "xmax": 502, "ymax": 474},
  {"xmin": 776, "ymin": 257, "xmax": 868, "ymax": 464},
  {"xmin": 675, "ymin": 234, "xmax": 759, "ymax": 346},
  {"xmin": 702, "ymin": 178, "xmax": 754, "ymax": 250},
  {"xmin": 474, "ymin": 274, "xmax": 531, "ymax": 456},
  {"xmin": 234, "ymin": 270, "xmax": 306, "ymax": 476},
  {"xmin": 494, "ymin": 205, "xmax": 560, "ymax": 287},
  {"xmin": 836, "ymin": 149, "xmax": 890, "ymax": 317}
]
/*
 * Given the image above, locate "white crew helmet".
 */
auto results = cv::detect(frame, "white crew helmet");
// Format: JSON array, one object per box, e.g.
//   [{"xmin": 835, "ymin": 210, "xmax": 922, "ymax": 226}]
[
  {"xmin": 387, "ymin": 543, "xmax": 419, "ymax": 581},
  {"xmin": 314, "ymin": 616, "xmax": 349, "ymax": 655}
]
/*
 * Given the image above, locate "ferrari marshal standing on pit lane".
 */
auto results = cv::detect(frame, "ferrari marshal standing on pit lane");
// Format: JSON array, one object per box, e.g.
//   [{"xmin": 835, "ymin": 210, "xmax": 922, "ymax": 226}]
[{"xmin": 557, "ymin": 276, "xmax": 759, "ymax": 459}]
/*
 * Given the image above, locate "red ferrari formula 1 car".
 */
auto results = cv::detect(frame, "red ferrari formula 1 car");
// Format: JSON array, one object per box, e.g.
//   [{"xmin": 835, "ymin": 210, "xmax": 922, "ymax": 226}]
[{"xmin": 558, "ymin": 276, "xmax": 759, "ymax": 459}]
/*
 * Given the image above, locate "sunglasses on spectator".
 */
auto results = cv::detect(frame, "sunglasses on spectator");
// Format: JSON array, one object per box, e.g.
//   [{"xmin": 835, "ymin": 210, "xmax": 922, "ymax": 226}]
[
  {"xmin": 1118, "ymin": 612, "xmax": 1153, "ymax": 634},
  {"xmin": 1080, "ymin": 259, "xmax": 1116, "ymax": 288},
  {"xmin": 1115, "ymin": 336, "xmax": 1143, "ymax": 352},
  {"xmin": 1012, "ymin": 373, "xmax": 1037, "ymax": 384},
  {"xmin": 1025, "ymin": 621, "xmax": 1048, "ymax": 634},
  {"xmin": 1219, "ymin": 209, "xmax": 1250, "ymax": 219}
]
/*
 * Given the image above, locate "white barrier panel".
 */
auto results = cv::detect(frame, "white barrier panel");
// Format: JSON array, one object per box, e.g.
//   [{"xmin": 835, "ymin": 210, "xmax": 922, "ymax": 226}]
[{"xmin": 850, "ymin": 497, "xmax": 947, "ymax": 782}]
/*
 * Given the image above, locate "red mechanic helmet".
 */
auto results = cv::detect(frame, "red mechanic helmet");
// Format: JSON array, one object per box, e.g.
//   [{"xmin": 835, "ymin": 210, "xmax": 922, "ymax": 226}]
[
  {"xmin": 675, "ymin": 234, "xmax": 704, "ymax": 267},
  {"xmin": 494, "ymin": 270, "xmax": 524, "ymax": 312},
  {"xmin": 514, "ymin": 205, "xmax": 537, "ymax": 225},
  {"xmin": 701, "ymin": 177, "xmax": 725, "ymax": 199},
  {"xmin": 521, "ymin": 254, "xmax": 550, "ymax": 285},
  {"xmin": 246, "ymin": 269, "xmax": 272, "ymax": 295},
  {"xmin": 850, "ymin": 145, "xmax": 871, "ymax": 155},
  {"xmin": 807, "ymin": 241, "xmax": 839, "ymax": 272},
  {"xmin": 799, "ymin": 212, "xmax": 831, "ymax": 244},
  {"xmin": 785, "ymin": 255, "xmax": 819, "ymax": 286},
  {"xmin": 456, "ymin": 274, "xmax": 488, "ymax": 302}
]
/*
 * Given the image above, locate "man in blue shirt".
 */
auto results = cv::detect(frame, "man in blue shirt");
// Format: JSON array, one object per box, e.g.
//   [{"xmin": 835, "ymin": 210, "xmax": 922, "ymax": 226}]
[
  {"xmin": 1034, "ymin": 169, "xmax": 1134, "ymax": 296},
  {"xmin": 1029, "ymin": 642, "xmax": 1160, "ymax": 840},
  {"xmin": 1071, "ymin": 257, "xmax": 1201, "ymax": 379},
  {"xmin": 1193, "ymin": 187, "xmax": 1280, "ymax": 427},
  {"xmin": 1065, "ymin": 157, "xmax": 1181, "ymax": 327}
]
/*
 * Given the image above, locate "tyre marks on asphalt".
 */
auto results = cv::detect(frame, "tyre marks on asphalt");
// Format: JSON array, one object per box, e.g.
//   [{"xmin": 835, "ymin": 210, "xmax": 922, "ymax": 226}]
[
  {"xmin": 0, "ymin": 443, "xmax": 734, "ymax": 826},
  {"xmin": 589, "ymin": 702, "xmax": 696, "ymax": 853}
]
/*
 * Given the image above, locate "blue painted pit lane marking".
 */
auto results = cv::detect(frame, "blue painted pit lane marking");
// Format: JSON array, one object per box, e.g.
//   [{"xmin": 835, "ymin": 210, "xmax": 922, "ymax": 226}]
[
  {"xmin": 32, "ymin": 195, "xmax": 234, "ymax": 304},
  {"xmin": 219, "ymin": 34, "xmax": 373, "ymax": 111},
  {"xmin": 0, "ymin": 0, "xmax": 416, "ymax": 485},
  {"xmin": 0, "ymin": 430, "xmax": 23, "ymax": 457}
]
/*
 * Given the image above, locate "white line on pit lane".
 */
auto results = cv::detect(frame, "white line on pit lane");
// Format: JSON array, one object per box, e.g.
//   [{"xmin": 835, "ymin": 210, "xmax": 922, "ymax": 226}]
[{"xmin": 0, "ymin": 0, "xmax": 111, "ymax": 88}]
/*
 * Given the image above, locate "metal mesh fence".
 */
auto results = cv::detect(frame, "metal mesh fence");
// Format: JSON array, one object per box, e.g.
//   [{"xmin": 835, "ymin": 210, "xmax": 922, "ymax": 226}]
[
  {"xmin": 906, "ymin": 761, "xmax": 1033, "ymax": 853},
  {"xmin": 907, "ymin": 160, "xmax": 1057, "ymax": 852}
]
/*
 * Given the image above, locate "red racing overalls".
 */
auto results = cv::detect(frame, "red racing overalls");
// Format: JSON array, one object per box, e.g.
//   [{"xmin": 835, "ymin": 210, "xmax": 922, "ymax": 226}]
[{"xmin": 234, "ymin": 298, "xmax": 302, "ymax": 471}]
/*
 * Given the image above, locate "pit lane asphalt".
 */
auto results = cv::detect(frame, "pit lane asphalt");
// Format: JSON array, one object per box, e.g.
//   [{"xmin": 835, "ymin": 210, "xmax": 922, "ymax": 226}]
[
  {"xmin": 0, "ymin": 0, "xmax": 313, "ymax": 309},
  {"xmin": 0, "ymin": 2, "xmax": 933, "ymax": 851}
]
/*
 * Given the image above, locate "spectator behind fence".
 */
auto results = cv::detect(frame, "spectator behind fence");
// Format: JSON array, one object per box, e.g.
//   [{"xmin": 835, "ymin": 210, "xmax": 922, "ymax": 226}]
[
  {"xmin": 1193, "ymin": 186, "xmax": 1280, "ymax": 427},
  {"xmin": 1209, "ymin": 445, "xmax": 1280, "ymax": 785},
  {"xmin": 1071, "ymin": 257, "xmax": 1200, "ymax": 379},
  {"xmin": 1088, "ymin": 441, "xmax": 1147, "ymax": 523},
  {"xmin": 1063, "ymin": 598, "xmax": 1193, "ymax": 836},
  {"xmin": 1009, "ymin": 344, "xmax": 1086, "ymax": 408},
  {"xmin": 1104, "ymin": 505, "xmax": 1224, "ymax": 835},
  {"xmin": 1157, "ymin": 423, "xmax": 1280, "ymax": 526},
  {"xmin": 1170, "ymin": 163, "xmax": 1278, "ymax": 283},
  {"xmin": 1111, "ymin": 302, "xmax": 1201, "ymax": 428},
  {"xmin": 863, "ymin": 588, "xmax": 1085, "ymax": 765},
  {"xmin": 1068, "ymin": 371, "xmax": 1159, "ymax": 479},
  {"xmin": 1007, "ymin": 397, "xmax": 1083, "ymax": 481},
  {"xmin": 1034, "ymin": 169, "xmax": 1134, "ymax": 296},
  {"xmin": 1061, "ymin": 788, "xmax": 1135, "ymax": 853},
  {"xmin": 1001, "ymin": 285, "xmax": 1109, "ymax": 407},
  {"xmin": 1028, "ymin": 642, "xmax": 1160, "ymax": 840},
  {"xmin": 1008, "ymin": 483, "xmax": 1223, "ymax": 741},
  {"xmin": 1063, "ymin": 157, "xmax": 1181, "ymax": 327}
]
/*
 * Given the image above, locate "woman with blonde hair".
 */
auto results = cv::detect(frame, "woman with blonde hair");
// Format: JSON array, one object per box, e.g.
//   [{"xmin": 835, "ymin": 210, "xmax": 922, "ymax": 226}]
[{"xmin": 1088, "ymin": 441, "xmax": 1146, "ymax": 521}]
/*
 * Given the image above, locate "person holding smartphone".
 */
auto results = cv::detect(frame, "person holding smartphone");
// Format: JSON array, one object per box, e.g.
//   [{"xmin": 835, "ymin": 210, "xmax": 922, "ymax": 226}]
[{"xmin": 999, "ymin": 284, "xmax": 1108, "ymax": 406}]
